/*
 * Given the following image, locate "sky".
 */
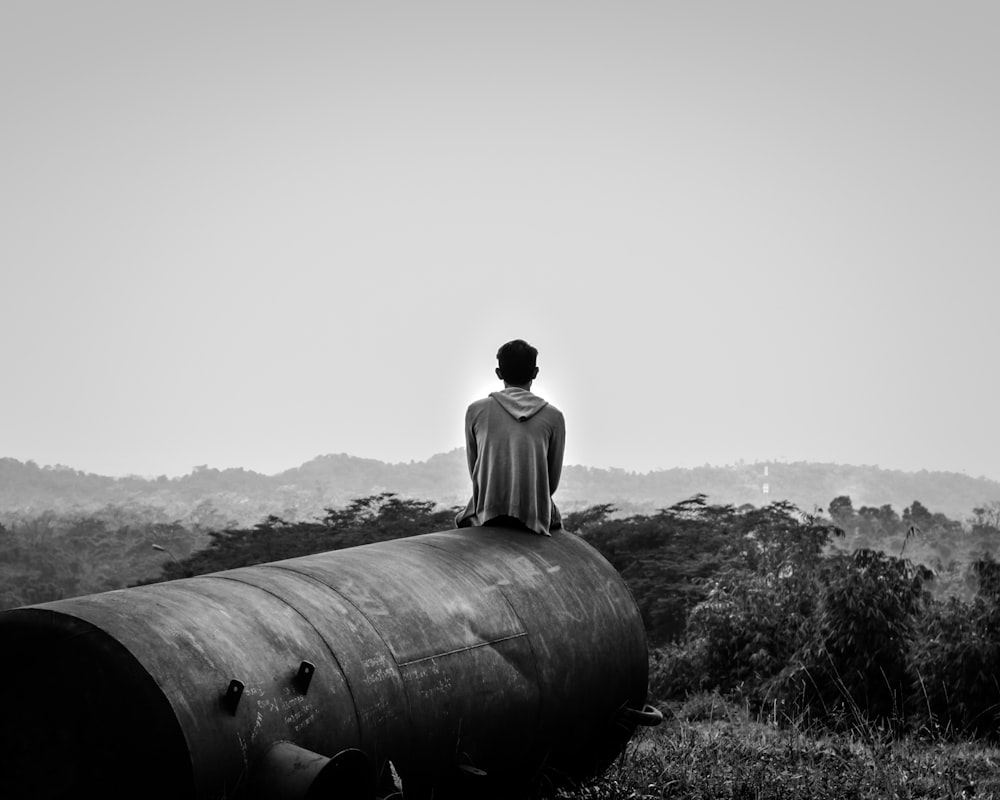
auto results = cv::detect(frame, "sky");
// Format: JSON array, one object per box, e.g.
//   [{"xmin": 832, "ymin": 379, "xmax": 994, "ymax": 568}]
[{"xmin": 2, "ymin": 2, "xmax": 999, "ymax": 481}]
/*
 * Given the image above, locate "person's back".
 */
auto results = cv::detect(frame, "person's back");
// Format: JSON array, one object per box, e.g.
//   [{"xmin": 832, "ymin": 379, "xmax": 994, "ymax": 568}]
[{"xmin": 456, "ymin": 339, "xmax": 565, "ymax": 536}]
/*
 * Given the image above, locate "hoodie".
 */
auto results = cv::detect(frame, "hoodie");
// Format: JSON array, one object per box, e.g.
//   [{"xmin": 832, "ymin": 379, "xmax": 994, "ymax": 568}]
[{"xmin": 456, "ymin": 387, "xmax": 565, "ymax": 535}]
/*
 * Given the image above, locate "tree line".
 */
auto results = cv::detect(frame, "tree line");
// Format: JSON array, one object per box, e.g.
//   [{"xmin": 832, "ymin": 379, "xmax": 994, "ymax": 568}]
[
  {"xmin": 138, "ymin": 491, "xmax": 1000, "ymax": 739},
  {"xmin": 4, "ymin": 491, "xmax": 1000, "ymax": 739}
]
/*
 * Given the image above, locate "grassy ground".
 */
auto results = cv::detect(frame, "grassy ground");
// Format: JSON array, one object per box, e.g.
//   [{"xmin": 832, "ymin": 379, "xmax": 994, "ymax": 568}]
[{"xmin": 555, "ymin": 695, "xmax": 1000, "ymax": 800}]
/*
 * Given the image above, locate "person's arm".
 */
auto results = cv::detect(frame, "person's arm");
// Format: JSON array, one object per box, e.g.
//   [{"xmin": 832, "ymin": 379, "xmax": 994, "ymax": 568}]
[
  {"xmin": 547, "ymin": 411, "xmax": 565, "ymax": 495},
  {"xmin": 464, "ymin": 405, "xmax": 478, "ymax": 479}
]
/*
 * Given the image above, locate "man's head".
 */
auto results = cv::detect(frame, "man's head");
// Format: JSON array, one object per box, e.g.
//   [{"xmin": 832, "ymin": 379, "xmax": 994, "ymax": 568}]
[{"xmin": 496, "ymin": 339, "xmax": 539, "ymax": 387}]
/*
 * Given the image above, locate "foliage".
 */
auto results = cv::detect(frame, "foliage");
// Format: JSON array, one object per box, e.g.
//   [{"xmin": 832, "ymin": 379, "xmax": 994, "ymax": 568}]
[
  {"xmin": 590, "ymin": 499, "xmax": 838, "ymax": 698},
  {"xmin": 0, "ymin": 506, "xmax": 208, "ymax": 609},
  {"xmin": 653, "ymin": 495, "xmax": 1000, "ymax": 738},
  {"xmin": 909, "ymin": 558, "xmax": 1000, "ymax": 738},
  {"xmin": 655, "ymin": 507, "xmax": 840, "ymax": 701},
  {"xmin": 576, "ymin": 495, "xmax": 745, "ymax": 644},
  {"xmin": 9, "ymin": 485, "xmax": 1000, "ymax": 747},
  {"xmin": 771, "ymin": 549, "xmax": 932, "ymax": 726},
  {"xmin": 574, "ymin": 497, "xmax": 840, "ymax": 646},
  {"xmin": 827, "ymin": 494, "xmax": 969, "ymax": 563},
  {"xmin": 5, "ymin": 454, "xmax": 1000, "ymax": 533},
  {"xmin": 682, "ymin": 569, "xmax": 808, "ymax": 699},
  {"xmin": 139, "ymin": 493, "xmax": 461, "ymax": 583}
]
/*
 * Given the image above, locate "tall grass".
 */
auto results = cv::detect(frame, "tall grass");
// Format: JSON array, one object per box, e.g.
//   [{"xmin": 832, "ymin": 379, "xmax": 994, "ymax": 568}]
[{"xmin": 555, "ymin": 693, "xmax": 1000, "ymax": 800}]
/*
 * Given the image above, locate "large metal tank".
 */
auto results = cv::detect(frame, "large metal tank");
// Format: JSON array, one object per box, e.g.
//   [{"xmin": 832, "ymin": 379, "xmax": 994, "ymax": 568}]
[{"xmin": 0, "ymin": 526, "xmax": 656, "ymax": 799}]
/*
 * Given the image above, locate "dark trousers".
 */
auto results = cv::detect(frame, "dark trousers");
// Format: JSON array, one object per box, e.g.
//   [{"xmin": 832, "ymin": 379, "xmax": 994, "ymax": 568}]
[{"xmin": 483, "ymin": 515, "xmax": 533, "ymax": 533}]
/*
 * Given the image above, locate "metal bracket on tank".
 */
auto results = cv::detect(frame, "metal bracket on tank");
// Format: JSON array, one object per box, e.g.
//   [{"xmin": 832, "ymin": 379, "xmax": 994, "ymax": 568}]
[
  {"xmin": 224, "ymin": 679, "xmax": 245, "ymax": 715},
  {"xmin": 294, "ymin": 661, "xmax": 315, "ymax": 694},
  {"xmin": 617, "ymin": 703, "xmax": 663, "ymax": 727}
]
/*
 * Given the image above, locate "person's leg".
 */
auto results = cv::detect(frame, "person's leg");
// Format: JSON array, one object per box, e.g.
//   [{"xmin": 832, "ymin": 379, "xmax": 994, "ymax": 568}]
[{"xmin": 483, "ymin": 515, "xmax": 532, "ymax": 532}]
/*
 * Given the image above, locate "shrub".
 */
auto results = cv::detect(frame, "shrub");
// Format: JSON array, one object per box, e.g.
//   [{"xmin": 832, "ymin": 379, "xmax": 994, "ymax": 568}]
[
  {"xmin": 683, "ymin": 570, "xmax": 812, "ymax": 700},
  {"xmin": 771, "ymin": 549, "xmax": 930, "ymax": 727},
  {"xmin": 649, "ymin": 640, "xmax": 711, "ymax": 699},
  {"xmin": 910, "ymin": 573, "xmax": 1000, "ymax": 738}
]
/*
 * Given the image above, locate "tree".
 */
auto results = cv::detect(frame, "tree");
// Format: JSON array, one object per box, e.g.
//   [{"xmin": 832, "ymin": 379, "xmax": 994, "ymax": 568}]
[
  {"xmin": 139, "ymin": 494, "xmax": 462, "ymax": 583},
  {"xmin": 828, "ymin": 495, "xmax": 855, "ymax": 530}
]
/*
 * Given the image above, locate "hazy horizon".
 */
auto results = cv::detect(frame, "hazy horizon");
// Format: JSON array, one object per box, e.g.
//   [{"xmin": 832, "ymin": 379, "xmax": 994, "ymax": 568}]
[
  {"xmin": 3, "ymin": 3, "xmax": 998, "ymax": 482},
  {"xmin": 8, "ymin": 447, "xmax": 1000, "ymax": 485}
]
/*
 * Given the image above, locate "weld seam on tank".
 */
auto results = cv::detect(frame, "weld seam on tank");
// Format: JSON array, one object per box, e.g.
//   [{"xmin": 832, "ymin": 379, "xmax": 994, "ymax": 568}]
[
  {"xmin": 396, "ymin": 631, "xmax": 529, "ymax": 667},
  {"xmin": 261, "ymin": 563, "xmax": 403, "ymax": 663},
  {"xmin": 408, "ymin": 537, "xmax": 547, "ymax": 743},
  {"xmin": 408, "ymin": 537, "xmax": 543, "ymax": 659},
  {"xmin": 397, "ymin": 537, "xmax": 548, "ymax": 786},
  {"xmin": 262, "ymin": 562, "xmax": 421, "ymax": 754},
  {"xmin": 208, "ymin": 573, "xmax": 365, "ymax": 745}
]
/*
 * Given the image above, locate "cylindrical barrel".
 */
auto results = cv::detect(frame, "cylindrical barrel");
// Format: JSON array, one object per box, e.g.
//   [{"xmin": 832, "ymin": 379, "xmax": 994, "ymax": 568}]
[{"xmin": 0, "ymin": 527, "xmax": 650, "ymax": 799}]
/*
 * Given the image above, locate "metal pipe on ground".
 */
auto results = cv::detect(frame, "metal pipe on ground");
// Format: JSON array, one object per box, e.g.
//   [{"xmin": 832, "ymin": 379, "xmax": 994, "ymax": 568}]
[{"xmin": 0, "ymin": 526, "xmax": 658, "ymax": 799}]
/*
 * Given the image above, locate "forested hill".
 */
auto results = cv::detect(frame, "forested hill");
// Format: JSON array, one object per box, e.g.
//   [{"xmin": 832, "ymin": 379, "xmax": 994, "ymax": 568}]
[{"xmin": 2, "ymin": 452, "xmax": 998, "ymax": 525}]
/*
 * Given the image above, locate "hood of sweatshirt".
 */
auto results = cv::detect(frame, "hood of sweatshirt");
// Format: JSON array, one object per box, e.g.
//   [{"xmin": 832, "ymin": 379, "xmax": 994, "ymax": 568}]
[{"xmin": 489, "ymin": 387, "xmax": 549, "ymax": 421}]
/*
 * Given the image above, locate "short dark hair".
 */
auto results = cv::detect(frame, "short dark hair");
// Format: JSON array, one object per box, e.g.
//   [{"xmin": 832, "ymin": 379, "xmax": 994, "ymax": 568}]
[{"xmin": 496, "ymin": 339, "xmax": 538, "ymax": 385}]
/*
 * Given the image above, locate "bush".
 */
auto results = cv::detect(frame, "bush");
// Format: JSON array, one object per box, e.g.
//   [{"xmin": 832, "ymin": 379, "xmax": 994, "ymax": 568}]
[
  {"xmin": 769, "ymin": 549, "xmax": 930, "ymax": 728},
  {"xmin": 651, "ymin": 503, "xmax": 838, "ymax": 705},
  {"xmin": 649, "ymin": 640, "xmax": 711, "ymax": 699},
  {"xmin": 910, "ymin": 582, "xmax": 1000, "ymax": 738},
  {"xmin": 683, "ymin": 570, "xmax": 811, "ymax": 699}
]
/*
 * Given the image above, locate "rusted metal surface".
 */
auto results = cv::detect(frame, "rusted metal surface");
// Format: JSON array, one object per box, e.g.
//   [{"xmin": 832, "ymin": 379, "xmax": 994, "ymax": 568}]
[{"xmin": 0, "ymin": 526, "xmax": 652, "ymax": 799}]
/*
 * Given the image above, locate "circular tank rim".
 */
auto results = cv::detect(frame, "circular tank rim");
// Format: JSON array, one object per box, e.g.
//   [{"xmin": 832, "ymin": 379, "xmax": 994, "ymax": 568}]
[{"xmin": 0, "ymin": 606, "xmax": 195, "ymax": 800}]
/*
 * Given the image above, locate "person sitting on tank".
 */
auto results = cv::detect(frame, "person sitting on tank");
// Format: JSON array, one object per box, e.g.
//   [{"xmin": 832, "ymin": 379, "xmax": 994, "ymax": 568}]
[{"xmin": 456, "ymin": 338, "xmax": 565, "ymax": 535}]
